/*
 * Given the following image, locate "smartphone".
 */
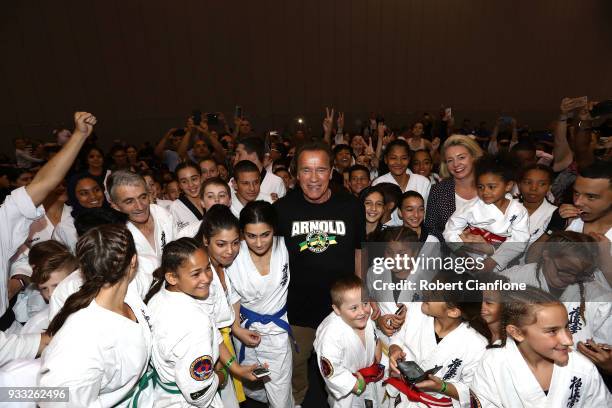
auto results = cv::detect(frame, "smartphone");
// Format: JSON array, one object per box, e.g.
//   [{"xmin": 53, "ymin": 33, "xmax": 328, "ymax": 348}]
[
  {"xmin": 395, "ymin": 304, "xmax": 406, "ymax": 315},
  {"xmin": 252, "ymin": 366, "xmax": 271, "ymax": 379},
  {"xmin": 234, "ymin": 105, "xmax": 243, "ymax": 119},
  {"xmin": 397, "ymin": 360, "xmax": 442, "ymax": 384},
  {"xmin": 192, "ymin": 110, "xmax": 202, "ymax": 126},
  {"xmin": 207, "ymin": 113, "xmax": 219, "ymax": 125}
]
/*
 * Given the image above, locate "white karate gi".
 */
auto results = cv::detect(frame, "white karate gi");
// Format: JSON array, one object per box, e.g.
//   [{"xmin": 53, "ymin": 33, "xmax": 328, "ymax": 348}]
[
  {"xmin": 20, "ymin": 305, "xmax": 49, "ymax": 335},
  {"xmin": 471, "ymin": 338, "xmax": 612, "ymax": 407},
  {"xmin": 372, "ymin": 171, "xmax": 431, "ymax": 206},
  {"xmin": 51, "ymin": 212, "xmax": 78, "ymax": 253},
  {"xmin": 526, "ymin": 199, "xmax": 557, "ymax": 245},
  {"xmin": 260, "ymin": 171, "xmax": 286, "ymax": 199},
  {"xmin": 388, "ymin": 303, "xmax": 488, "ymax": 408},
  {"xmin": 0, "ymin": 187, "xmax": 45, "ymax": 316},
  {"xmin": 127, "ymin": 204, "xmax": 175, "ymax": 298},
  {"xmin": 498, "ymin": 263, "xmax": 612, "ymax": 346},
  {"xmin": 0, "ymin": 331, "xmax": 40, "ymax": 367},
  {"xmin": 229, "ymin": 191, "xmax": 274, "ymax": 219},
  {"xmin": 148, "ymin": 285, "xmax": 223, "ymax": 407},
  {"xmin": 314, "ymin": 312, "xmax": 379, "ymax": 408},
  {"xmin": 226, "ymin": 238, "xmax": 293, "ymax": 408},
  {"xmin": 38, "ymin": 291, "xmax": 153, "ymax": 408},
  {"xmin": 0, "ymin": 358, "xmax": 40, "ymax": 408},
  {"xmin": 169, "ymin": 197, "xmax": 204, "ymax": 235},
  {"xmin": 200, "ymin": 263, "xmax": 239, "ymax": 408},
  {"xmin": 443, "ymin": 196, "xmax": 530, "ymax": 270}
]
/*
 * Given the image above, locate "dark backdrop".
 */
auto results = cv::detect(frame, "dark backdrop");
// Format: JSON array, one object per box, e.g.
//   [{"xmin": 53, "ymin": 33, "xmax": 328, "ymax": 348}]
[{"xmin": 1, "ymin": 0, "xmax": 611, "ymax": 152}]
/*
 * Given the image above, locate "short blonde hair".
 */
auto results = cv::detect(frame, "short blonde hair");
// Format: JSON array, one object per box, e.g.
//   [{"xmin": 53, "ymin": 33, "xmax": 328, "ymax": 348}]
[{"xmin": 439, "ymin": 135, "xmax": 484, "ymax": 179}]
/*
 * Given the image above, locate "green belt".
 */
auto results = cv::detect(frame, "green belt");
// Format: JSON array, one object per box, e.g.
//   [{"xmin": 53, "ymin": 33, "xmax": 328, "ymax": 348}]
[
  {"xmin": 153, "ymin": 372, "xmax": 181, "ymax": 395},
  {"xmin": 113, "ymin": 368, "xmax": 155, "ymax": 408}
]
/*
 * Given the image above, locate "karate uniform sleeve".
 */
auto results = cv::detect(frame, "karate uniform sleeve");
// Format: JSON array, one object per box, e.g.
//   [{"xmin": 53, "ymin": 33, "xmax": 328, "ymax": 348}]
[
  {"xmin": 589, "ymin": 301, "xmax": 612, "ymax": 344},
  {"xmin": 490, "ymin": 207, "xmax": 529, "ymax": 270},
  {"xmin": 583, "ymin": 358, "xmax": 612, "ymax": 406},
  {"xmin": 38, "ymin": 340, "xmax": 105, "ymax": 408},
  {"xmin": 447, "ymin": 347, "xmax": 485, "ymax": 408},
  {"xmin": 0, "ymin": 187, "xmax": 45, "ymax": 315},
  {"xmin": 469, "ymin": 357, "xmax": 503, "ymax": 408},
  {"xmin": 9, "ymin": 248, "xmax": 33, "ymax": 278},
  {"xmin": 172, "ymin": 327, "xmax": 219, "ymax": 407},
  {"xmin": 443, "ymin": 208, "xmax": 470, "ymax": 249},
  {"xmin": 317, "ymin": 337, "xmax": 357, "ymax": 400},
  {"xmin": 0, "ymin": 331, "xmax": 40, "ymax": 366}
]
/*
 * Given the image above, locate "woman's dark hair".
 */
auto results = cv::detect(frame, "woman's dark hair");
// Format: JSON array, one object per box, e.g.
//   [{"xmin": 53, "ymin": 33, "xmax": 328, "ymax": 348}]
[
  {"xmin": 195, "ymin": 204, "xmax": 240, "ymax": 243},
  {"xmin": 475, "ymin": 153, "xmax": 516, "ymax": 183},
  {"xmin": 47, "ymin": 224, "xmax": 136, "ymax": 336},
  {"xmin": 239, "ymin": 200, "xmax": 277, "ymax": 231},
  {"xmin": 518, "ymin": 163, "xmax": 554, "ymax": 184},
  {"xmin": 145, "ymin": 237, "xmax": 204, "ymax": 303},
  {"xmin": 175, "ymin": 161, "xmax": 201, "ymax": 177},
  {"xmin": 377, "ymin": 226, "xmax": 418, "ymax": 243},
  {"xmin": 495, "ymin": 286, "xmax": 562, "ymax": 348},
  {"xmin": 384, "ymin": 139, "xmax": 411, "ymax": 158},
  {"xmin": 359, "ymin": 185, "xmax": 387, "ymax": 206},
  {"xmin": 535, "ymin": 231, "xmax": 597, "ymax": 326}
]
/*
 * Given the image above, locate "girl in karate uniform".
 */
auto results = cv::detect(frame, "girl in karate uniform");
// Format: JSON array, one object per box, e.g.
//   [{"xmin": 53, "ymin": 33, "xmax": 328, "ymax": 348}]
[
  {"xmin": 226, "ymin": 201, "xmax": 293, "ymax": 408},
  {"xmin": 145, "ymin": 238, "xmax": 260, "ymax": 407},
  {"xmin": 471, "ymin": 286, "xmax": 612, "ymax": 407},
  {"xmin": 497, "ymin": 231, "xmax": 612, "ymax": 372},
  {"xmin": 195, "ymin": 204, "xmax": 244, "ymax": 408},
  {"xmin": 517, "ymin": 165, "xmax": 557, "ymax": 247},
  {"xmin": 38, "ymin": 224, "xmax": 154, "ymax": 408},
  {"xmin": 387, "ymin": 273, "xmax": 491, "ymax": 408},
  {"xmin": 443, "ymin": 154, "xmax": 530, "ymax": 273},
  {"xmin": 170, "ymin": 163, "xmax": 205, "ymax": 234}
]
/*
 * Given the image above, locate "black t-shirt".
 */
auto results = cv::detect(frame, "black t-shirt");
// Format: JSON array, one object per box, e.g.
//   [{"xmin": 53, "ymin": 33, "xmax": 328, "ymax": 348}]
[{"xmin": 275, "ymin": 188, "xmax": 366, "ymax": 328}]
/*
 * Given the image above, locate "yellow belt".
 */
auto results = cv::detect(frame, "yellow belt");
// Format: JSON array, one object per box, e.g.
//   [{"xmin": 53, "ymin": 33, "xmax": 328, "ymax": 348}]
[{"xmin": 220, "ymin": 327, "xmax": 246, "ymax": 402}]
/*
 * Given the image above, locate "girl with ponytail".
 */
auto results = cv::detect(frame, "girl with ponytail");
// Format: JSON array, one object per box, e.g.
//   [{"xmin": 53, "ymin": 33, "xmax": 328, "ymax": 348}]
[
  {"xmin": 471, "ymin": 286, "xmax": 611, "ymax": 407},
  {"xmin": 38, "ymin": 224, "xmax": 154, "ymax": 408},
  {"xmin": 146, "ymin": 237, "xmax": 260, "ymax": 407}
]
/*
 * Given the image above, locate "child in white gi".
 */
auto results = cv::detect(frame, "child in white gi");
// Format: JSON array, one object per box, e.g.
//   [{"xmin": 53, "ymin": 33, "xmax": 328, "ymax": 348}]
[
  {"xmin": 387, "ymin": 273, "xmax": 490, "ymax": 408},
  {"xmin": 471, "ymin": 286, "xmax": 612, "ymax": 407},
  {"xmin": 314, "ymin": 275, "xmax": 384, "ymax": 408},
  {"xmin": 170, "ymin": 162, "xmax": 205, "ymax": 234},
  {"xmin": 443, "ymin": 154, "xmax": 530, "ymax": 272},
  {"xmin": 38, "ymin": 225, "xmax": 154, "ymax": 408},
  {"xmin": 226, "ymin": 201, "xmax": 294, "ymax": 408},
  {"xmin": 146, "ymin": 238, "xmax": 260, "ymax": 407},
  {"xmin": 20, "ymin": 241, "xmax": 78, "ymax": 334}
]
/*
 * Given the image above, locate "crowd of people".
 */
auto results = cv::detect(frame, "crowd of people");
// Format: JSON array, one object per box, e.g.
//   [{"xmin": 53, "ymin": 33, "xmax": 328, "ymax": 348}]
[{"xmin": 0, "ymin": 98, "xmax": 611, "ymax": 407}]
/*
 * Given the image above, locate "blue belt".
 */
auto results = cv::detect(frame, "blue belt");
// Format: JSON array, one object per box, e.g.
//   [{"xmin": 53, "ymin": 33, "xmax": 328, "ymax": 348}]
[{"xmin": 238, "ymin": 304, "xmax": 297, "ymax": 362}]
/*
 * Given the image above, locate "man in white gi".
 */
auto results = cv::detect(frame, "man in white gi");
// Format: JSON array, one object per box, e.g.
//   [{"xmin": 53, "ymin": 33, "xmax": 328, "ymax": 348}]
[
  {"xmin": 107, "ymin": 170, "xmax": 175, "ymax": 298},
  {"xmin": 230, "ymin": 161, "xmax": 274, "ymax": 218},
  {"xmin": 233, "ymin": 137, "xmax": 286, "ymax": 199}
]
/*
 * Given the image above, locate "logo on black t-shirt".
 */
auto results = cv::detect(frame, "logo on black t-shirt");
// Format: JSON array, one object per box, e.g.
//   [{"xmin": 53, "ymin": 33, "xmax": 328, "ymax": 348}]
[{"xmin": 292, "ymin": 220, "xmax": 346, "ymax": 253}]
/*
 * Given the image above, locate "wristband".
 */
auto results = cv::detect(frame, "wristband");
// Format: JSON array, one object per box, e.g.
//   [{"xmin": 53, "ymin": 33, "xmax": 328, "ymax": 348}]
[
  {"xmin": 440, "ymin": 381, "xmax": 448, "ymax": 394},
  {"xmin": 355, "ymin": 377, "xmax": 365, "ymax": 395},
  {"xmin": 224, "ymin": 355, "xmax": 236, "ymax": 370}
]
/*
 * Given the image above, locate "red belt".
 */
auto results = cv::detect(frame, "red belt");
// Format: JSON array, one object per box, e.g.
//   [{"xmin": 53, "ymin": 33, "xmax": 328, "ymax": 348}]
[
  {"xmin": 384, "ymin": 377, "xmax": 453, "ymax": 407},
  {"xmin": 357, "ymin": 363, "xmax": 385, "ymax": 384},
  {"xmin": 467, "ymin": 226, "xmax": 507, "ymax": 245}
]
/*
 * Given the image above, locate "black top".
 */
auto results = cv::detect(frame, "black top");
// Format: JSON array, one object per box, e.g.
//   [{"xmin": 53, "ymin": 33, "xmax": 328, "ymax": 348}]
[
  {"xmin": 424, "ymin": 177, "xmax": 456, "ymax": 243},
  {"xmin": 275, "ymin": 188, "xmax": 366, "ymax": 328}
]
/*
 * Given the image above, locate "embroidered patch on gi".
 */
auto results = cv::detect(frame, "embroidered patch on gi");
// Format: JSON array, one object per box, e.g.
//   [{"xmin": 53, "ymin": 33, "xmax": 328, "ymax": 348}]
[
  {"xmin": 190, "ymin": 385, "xmax": 211, "ymax": 400},
  {"xmin": 190, "ymin": 355, "xmax": 213, "ymax": 381},
  {"xmin": 320, "ymin": 356, "xmax": 334, "ymax": 378}
]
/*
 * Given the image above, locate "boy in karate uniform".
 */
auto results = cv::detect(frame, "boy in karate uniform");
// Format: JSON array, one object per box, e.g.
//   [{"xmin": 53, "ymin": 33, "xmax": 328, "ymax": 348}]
[{"xmin": 314, "ymin": 275, "xmax": 384, "ymax": 408}]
